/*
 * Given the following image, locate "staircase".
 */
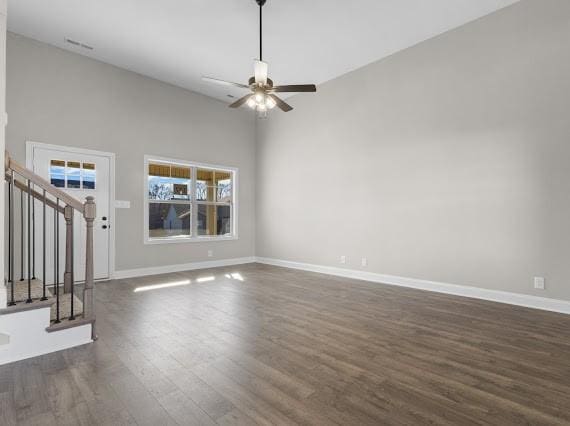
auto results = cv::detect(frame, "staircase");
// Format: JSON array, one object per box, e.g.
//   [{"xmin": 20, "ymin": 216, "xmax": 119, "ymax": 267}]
[{"xmin": 0, "ymin": 151, "xmax": 96, "ymax": 364}]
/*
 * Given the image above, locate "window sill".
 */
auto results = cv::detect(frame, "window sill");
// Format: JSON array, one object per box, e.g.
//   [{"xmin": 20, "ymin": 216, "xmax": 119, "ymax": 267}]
[{"xmin": 144, "ymin": 235, "xmax": 238, "ymax": 245}]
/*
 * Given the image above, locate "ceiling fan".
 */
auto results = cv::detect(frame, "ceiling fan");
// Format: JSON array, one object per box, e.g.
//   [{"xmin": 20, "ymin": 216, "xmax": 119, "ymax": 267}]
[{"xmin": 202, "ymin": 0, "xmax": 316, "ymax": 116}]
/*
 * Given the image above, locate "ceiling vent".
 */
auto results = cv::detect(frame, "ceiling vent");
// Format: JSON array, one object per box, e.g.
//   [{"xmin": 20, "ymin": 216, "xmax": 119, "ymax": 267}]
[{"xmin": 64, "ymin": 38, "xmax": 94, "ymax": 51}]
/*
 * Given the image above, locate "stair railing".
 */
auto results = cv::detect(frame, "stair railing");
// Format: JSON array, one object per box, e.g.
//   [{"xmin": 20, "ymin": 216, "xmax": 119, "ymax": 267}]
[{"xmin": 4, "ymin": 151, "xmax": 96, "ymax": 338}]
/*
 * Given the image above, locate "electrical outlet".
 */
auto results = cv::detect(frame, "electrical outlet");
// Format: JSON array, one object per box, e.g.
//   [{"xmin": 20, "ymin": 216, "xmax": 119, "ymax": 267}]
[
  {"xmin": 361, "ymin": 258, "xmax": 367, "ymax": 267},
  {"xmin": 534, "ymin": 277, "xmax": 545, "ymax": 290},
  {"xmin": 340, "ymin": 256, "xmax": 346, "ymax": 264},
  {"xmin": 208, "ymin": 250, "xmax": 213, "ymax": 258}
]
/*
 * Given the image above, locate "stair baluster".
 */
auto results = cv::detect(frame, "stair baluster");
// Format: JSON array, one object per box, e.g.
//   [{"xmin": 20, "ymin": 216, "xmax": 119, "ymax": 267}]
[
  {"xmin": 26, "ymin": 179, "xmax": 32, "ymax": 303},
  {"xmin": 54, "ymin": 197, "xmax": 60, "ymax": 323},
  {"xmin": 41, "ymin": 189, "xmax": 48, "ymax": 301},
  {"xmin": 32, "ymin": 183, "xmax": 36, "ymax": 280},
  {"xmin": 8, "ymin": 170, "xmax": 15, "ymax": 306},
  {"xmin": 19, "ymin": 188, "xmax": 23, "ymax": 282}
]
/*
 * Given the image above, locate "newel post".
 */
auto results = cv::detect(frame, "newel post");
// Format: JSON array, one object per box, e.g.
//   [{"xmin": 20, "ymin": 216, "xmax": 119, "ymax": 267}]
[
  {"xmin": 83, "ymin": 196, "xmax": 96, "ymax": 334},
  {"xmin": 63, "ymin": 205, "xmax": 74, "ymax": 294}
]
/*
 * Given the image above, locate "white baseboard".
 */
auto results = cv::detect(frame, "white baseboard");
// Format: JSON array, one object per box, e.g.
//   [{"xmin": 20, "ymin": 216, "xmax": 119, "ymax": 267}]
[
  {"xmin": 255, "ymin": 257, "xmax": 570, "ymax": 315},
  {"xmin": 113, "ymin": 257, "xmax": 256, "ymax": 280}
]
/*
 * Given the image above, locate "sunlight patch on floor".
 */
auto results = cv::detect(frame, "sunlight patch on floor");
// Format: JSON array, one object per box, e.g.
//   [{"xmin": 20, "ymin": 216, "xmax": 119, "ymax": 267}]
[{"xmin": 134, "ymin": 279, "xmax": 191, "ymax": 293}]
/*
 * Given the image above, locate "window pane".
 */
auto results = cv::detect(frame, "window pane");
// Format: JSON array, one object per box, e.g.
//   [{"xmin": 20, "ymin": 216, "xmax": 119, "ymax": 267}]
[
  {"xmin": 216, "ymin": 205, "xmax": 231, "ymax": 235},
  {"xmin": 82, "ymin": 163, "xmax": 96, "ymax": 189},
  {"xmin": 198, "ymin": 204, "xmax": 231, "ymax": 236},
  {"xmin": 148, "ymin": 163, "xmax": 171, "ymax": 177},
  {"xmin": 216, "ymin": 181, "xmax": 232, "ymax": 202},
  {"xmin": 197, "ymin": 204, "xmax": 215, "ymax": 235},
  {"xmin": 196, "ymin": 169, "xmax": 215, "ymax": 201},
  {"xmin": 197, "ymin": 169, "xmax": 214, "ymax": 182},
  {"xmin": 50, "ymin": 160, "xmax": 65, "ymax": 188},
  {"xmin": 214, "ymin": 171, "xmax": 231, "ymax": 184},
  {"xmin": 196, "ymin": 184, "xmax": 216, "ymax": 202},
  {"xmin": 149, "ymin": 203, "xmax": 191, "ymax": 239},
  {"xmin": 148, "ymin": 176, "xmax": 191, "ymax": 201},
  {"xmin": 171, "ymin": 165, "xmax": 191, "ymax": 179}
]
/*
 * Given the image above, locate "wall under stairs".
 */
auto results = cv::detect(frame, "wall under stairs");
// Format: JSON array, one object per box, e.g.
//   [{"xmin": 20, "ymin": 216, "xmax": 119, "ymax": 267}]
[{"xmin": 0, "ymin": 305, "xmax": 92, "ymax": 365}]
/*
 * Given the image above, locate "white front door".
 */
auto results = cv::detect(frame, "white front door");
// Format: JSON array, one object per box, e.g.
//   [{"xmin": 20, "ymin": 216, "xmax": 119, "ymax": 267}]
[{"xmin": 30, "ymin": 144, "xmax": 111, "ymax": 282}]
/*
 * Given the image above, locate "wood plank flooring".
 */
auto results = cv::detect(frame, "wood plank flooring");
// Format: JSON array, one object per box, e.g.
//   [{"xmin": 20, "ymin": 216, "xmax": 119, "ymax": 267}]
[{"xmin": 1, "ymin": 263, "xmax": 570, "ymax": 425}]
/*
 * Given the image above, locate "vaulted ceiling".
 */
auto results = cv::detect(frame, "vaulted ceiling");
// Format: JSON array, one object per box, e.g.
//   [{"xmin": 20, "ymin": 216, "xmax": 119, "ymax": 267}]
[{"xmin": 8, "ymin": 0, "xmax": 519, "ymax": 102}]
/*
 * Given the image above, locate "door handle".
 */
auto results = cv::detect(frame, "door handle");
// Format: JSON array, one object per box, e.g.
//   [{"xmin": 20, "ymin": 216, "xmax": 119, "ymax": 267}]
[{"xmin": 102, "ymin": 225, "xmax": 108, "ymax": 229}]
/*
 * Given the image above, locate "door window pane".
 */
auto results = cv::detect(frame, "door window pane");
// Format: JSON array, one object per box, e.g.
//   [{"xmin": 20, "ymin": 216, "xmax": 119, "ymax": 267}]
[
  {"xmin": 50, "ymin": 160, "xmax": 66, "ymax": 188},
  {"xmin": 149, "ymin": 203, "xmax": 191, "ymax": 239},
  {"xmin": 66, "ymin": 161, "xmax": 81, "ymax": 188},
  {"xmin": 82, "ymin": 163, "xmax": 96, "ymax": 189}
]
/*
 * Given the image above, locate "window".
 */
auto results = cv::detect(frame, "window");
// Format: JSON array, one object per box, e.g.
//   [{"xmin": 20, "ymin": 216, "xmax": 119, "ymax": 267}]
[
  {"xmin": 50, "ymin": 159, "xmax": 96, "ymax": 189},
  {"xmin": 144, "ymin": 156, "xmax": 237, "ymax": 243}
]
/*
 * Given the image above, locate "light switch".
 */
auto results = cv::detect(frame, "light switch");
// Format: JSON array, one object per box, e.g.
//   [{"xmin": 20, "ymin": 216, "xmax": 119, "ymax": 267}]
[{"xmin": 115, "ymin": 200, "xmax": 131, "ymax": 209}]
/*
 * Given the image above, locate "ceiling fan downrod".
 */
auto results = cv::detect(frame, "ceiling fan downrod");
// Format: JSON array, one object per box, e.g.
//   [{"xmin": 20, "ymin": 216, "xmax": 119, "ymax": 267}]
[{"xmin": 256, "ymin": 0, "xmax": 266, "ymax": 61}]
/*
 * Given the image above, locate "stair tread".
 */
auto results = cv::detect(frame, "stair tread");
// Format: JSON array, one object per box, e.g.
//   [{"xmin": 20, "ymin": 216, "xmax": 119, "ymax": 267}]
[
  {"xmin": 8, "ymin": 279, "xmax": 47, "ymax": 302},
  {"xmin": 46, "ymin": 316, "xmax": 94, "ymax": 333},
  {"xmin": 5, "ymin": 279, "xmax": 83, "ymax": 322},
  {"xmin": 51, "ymin": 292, "xmax": 83, "ymax": 321},
  {"xmin": 0, "ymin": 298, "xmax": 55, "ymax": 315}
]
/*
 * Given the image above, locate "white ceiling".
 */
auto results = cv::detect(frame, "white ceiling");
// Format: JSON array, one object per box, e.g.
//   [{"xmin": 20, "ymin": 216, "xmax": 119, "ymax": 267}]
[{"xmin": 8, "ymin": 0, "xmax": 519, "ymax": 103}]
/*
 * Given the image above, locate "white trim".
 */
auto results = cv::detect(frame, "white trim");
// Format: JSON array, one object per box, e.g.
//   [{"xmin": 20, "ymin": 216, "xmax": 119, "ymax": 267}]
[
  {"xmin": 26, "ymin": 141, "xmax": 116, "ymax": 280},
  {"xmin": 255, "ymin": 257, "xmax": 570, "ymax": 315},
  {"xmin": 113, "ymin": 256, "xmax": 255, "ymax": 280},
  {"xmin": 143, "ymin": 154, "xmax": 239, "ymax": 244}
]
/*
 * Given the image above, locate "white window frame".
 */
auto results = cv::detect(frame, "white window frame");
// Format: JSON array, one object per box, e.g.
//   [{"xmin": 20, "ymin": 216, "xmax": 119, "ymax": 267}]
[{"xmin": 143, "ymin": 155, "xmax": 238, "ymax": 244}]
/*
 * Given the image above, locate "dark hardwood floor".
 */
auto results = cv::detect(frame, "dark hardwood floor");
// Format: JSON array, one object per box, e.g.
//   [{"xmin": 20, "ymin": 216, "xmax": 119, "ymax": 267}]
[{"xmin": 1, "ymin": 263, "xmax": 570, "ymax": 425}]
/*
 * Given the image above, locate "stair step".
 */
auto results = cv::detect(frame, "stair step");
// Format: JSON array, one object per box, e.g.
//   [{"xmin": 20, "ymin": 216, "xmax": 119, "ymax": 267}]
[
  {"xmin": 46, "ymin": 317, "xmax": 94, "ymax": 333},
  {"xmin": 0, "ymin": 298, "xmax": 55, "ymax": 316},
  {"xmin": 4, "ymin": 279, "xmax": 83, "ymax": 323},
  {"xmin": 51, "ymin": 292, "xmax": 83, "ymax": 322},
  {"xmin": 8, "ymin": 279, "xmax": 47, "ymax": 302}
]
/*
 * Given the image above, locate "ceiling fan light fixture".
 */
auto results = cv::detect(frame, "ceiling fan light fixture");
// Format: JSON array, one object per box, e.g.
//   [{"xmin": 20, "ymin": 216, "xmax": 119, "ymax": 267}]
[
  {"xmin": 246, "ymin": 96, "xmax": 257, "ymax": 109},
  {"xmin": 254, "ymin": 91, "xmax": 265, "ymax": 104},
  {"xmin": 265, "ymin": 96, "xmax": 277, "ymax": 109}
]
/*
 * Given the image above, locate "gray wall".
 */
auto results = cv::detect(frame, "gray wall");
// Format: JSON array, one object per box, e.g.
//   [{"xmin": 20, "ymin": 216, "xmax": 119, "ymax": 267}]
[
  {"xmin": 6, "ymin": 33, "xmax": 255, "ymax": 272},
  {"xmin": 256, "ymin": 0, "xmax": 570, "ymax": 301}
]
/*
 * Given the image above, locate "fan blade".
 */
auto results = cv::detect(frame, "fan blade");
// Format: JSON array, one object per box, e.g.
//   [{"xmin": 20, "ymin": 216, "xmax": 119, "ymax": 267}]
[
  {"xmin": 254, "ymin": 60, "xmax": 268, "ymax": 85},
  {"xmin": 269, "ymin": 94, "xmax": 293, "ymax": 112},
  {"xmin": 271, "ymin": 84, "xmax": 317, "ymax": 93},
  {"xmin": 202, "ymin": 77, "xmax": 250, "ymax": 89},
  {"xmin": 229, "ymin": 94, "xmax": 252, "ymax": 108}
]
